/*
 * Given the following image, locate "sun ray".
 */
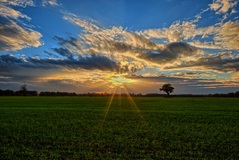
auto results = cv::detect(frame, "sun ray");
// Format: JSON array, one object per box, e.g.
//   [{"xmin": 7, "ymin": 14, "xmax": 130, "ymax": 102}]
[
  {"xmin": 99, "ymin": 87, "xmax": 117, "ymax": 128},
  {"xmin": 122, "ymin": 86, "xmax": 145, "ymax": 121},
  {"xmin": 118, "ymin": 87, "xmax": 122, "ymax": 107},
  {"xmin": 97, "ymin": 73, "xmax": 143, "ymax": 129}
]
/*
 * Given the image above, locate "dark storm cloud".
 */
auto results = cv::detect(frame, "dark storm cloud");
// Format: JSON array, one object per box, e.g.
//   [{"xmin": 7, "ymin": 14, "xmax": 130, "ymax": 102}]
[
  {"xmin": 0, "ymin": 54, "xmax": 23, "ymax": 64},
  {"xmin": 52, "ymin": 47, "xmax": 73, "ymax": 59},
  {"xmin": 54, "ymin": 36, "xmax": 78, "ymax": 48},
  {"xmin": 137, "ymin": 42, "xmax": 198, "ymax": 64},
  {"xmin": 166, "ymin": 52, "xmax": 239, "ymax": 72},
  {"xmin": 0, "ymin": 53, "xmax": 119, "ymax": 91},
  {"xmin": 77, "ymin": 54, "xmax": 118, "ymax": 70},
  {"xmin": 107, "ymin": 40, "xmax": 198, "ymax": 65},
  {"xmin": 0, "ymin": 54, "xmax": 119, "ymax": 71},
  {"xmin": 27, "ymin": 54, "xmax": 118, "ymax": 71},
  {"xmin": 61, "ymin": 14, "xmax": 239, "ymax": 74},
  {"xmin": 110, "ymin": 42, "xmax": 133, "ymax": 53}
]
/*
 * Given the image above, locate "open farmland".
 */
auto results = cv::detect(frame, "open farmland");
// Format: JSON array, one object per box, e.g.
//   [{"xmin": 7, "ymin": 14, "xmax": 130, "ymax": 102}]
[{"xmin": 0, "ymin": 96, "xmax": 239, "ymax": 159}]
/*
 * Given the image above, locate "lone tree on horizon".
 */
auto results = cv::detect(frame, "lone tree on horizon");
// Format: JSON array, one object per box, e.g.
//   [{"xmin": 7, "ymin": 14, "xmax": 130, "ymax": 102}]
[{"xmin": 160, "ymin": 83, "xmax": 174, "ymax": 96}]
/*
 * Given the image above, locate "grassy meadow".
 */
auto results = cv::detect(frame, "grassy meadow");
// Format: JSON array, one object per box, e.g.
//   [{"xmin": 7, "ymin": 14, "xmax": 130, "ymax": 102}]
[{"xmin": 0, "ymin": 96, "xmax": 239, "ymax": 159}]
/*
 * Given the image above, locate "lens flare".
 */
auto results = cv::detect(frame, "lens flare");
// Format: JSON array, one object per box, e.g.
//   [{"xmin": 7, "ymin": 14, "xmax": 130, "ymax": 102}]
[
  {"xmin": 98, "ymin": 74, "xmax": 145, "ymax": 129},
  {"xmin": 99, "ymin": 87, "xmax": 117, "ymax": 128},
  {"xmin": 122, "ymin": 86, "xmax": 145, "ymax": 121}
]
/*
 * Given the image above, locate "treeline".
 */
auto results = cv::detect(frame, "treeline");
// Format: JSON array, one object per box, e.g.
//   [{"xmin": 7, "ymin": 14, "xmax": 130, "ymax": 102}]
[
  {"xmin": 0, "ymin": 90, "xmax": 140, "ymax": 97},
  {"xmin": 0, "ymin": 90, "xmax": 77, "ymax": 96},
  {"xmin": 0, "ymin": 89, "xmax": 38, "ymax": 96},
  {"xmin": 0, "ymin": 89, "xmax": 239, "ymax": 97},
  {"xmin": 145, "ymin": 92, "xmax": 239, "ymax": 97},
  {"xmin": 39, "ymin": 92, "xmax": 78, "ymax": 96}
]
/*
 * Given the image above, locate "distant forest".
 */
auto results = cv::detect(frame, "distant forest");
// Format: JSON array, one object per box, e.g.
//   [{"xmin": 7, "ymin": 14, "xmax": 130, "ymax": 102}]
[{"xmin": 0, "ymin": 86, "xmax": 239, "ymax": 97}]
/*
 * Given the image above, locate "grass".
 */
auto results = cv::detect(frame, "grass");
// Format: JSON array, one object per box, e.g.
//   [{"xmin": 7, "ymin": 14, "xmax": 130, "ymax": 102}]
[{"xmin": 0, "ymin": 96, "xmax": 239, "ymax": 159}]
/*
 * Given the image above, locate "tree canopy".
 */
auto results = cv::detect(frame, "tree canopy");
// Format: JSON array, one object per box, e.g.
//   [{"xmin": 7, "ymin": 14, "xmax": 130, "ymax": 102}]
[{"xmin": 160, "ymin": 83, "xmax": 174, "ymax": 95}]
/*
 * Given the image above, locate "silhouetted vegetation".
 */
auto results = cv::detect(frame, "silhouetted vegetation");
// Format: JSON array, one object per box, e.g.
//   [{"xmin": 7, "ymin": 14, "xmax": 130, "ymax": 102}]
[
  {"xmin": 39, "ymin": 91, "xmax": 77, "ymax": 96},
  {"xmin": 160, "ymin": 83, "xmax": 174, "ymax": 95},
  {"xmin": 0, "ymin": 85, "xmax": 239, "ymax": 97},
  {"xmin": 0, "ymin": 90, "xmax": 15, "ymax": 96},
  {"xmin": 14, "ymin": 84, "xmax": 38, "ymax": 96},
  {"xmin": 0, "ymin": 89, "xmax": 38, "ymax": 96}
]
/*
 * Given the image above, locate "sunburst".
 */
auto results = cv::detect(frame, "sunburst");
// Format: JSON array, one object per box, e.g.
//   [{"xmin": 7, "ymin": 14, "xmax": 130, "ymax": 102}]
[
  {"xmin": 106, "ymin": 73, "xmax": 135, "ymax": 88},
  {"xmin": 98, "ymin": 74, "xmax": 145, "ymax": 128}
]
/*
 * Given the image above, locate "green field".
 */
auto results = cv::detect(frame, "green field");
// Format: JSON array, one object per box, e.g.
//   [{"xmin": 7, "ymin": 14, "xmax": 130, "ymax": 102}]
[{"xmin": 0, "ymin": 96, "xmax": 239, "ymax": 159}]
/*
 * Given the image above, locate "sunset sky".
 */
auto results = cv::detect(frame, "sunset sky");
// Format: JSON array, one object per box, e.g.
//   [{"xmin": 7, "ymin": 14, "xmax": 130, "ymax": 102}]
[{"xmin": 0, "ymin": 0, "xmax": 239, "ymax": 94}]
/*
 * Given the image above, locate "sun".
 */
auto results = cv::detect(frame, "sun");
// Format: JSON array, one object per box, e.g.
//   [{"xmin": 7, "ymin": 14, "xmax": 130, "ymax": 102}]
[{"xmin": 107, "ymin": 73, "xmax": 135, "ymax": 87}]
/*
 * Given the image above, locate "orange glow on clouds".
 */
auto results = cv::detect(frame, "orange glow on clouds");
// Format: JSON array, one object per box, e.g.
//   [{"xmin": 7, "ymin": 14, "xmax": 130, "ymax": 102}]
[{"xmin": 106, "ymin": 73, "xmax": 136, "ymax": 88}]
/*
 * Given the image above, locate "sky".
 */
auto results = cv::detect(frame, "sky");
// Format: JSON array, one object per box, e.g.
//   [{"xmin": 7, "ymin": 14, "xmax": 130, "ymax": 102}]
[{"xmin": 0, "ymin": 0, "xmax": 239, "ymax": 94}]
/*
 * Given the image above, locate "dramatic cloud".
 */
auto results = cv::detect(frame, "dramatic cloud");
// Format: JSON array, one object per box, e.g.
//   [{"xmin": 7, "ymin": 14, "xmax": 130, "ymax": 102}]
[
  {"xmin": 52, "ymin": 48, "xmax": 73, "ymax": 59},
  {"xmin": 0, "ymin": 54, "xmax": 122, "ymax": 92},
  {"xmin": 214, "ymin": 21, "xmax": 239, "ymax": 50},
  {"xmin": 209, "ymin": 0, "xmax": 238, "ymax": 14},
  {"xmin": 136, "ymin": 42, "xmax": 199, "ymax": 66},
  {"xmin": 61, "ymin": 12, "xmax": 239, "ymax": 74},
  {"xmin": 0, "ymin": 1, "xmax": 238, "ymax": 93},
  {"xmin": 0, "ymin": 54, "xmax": 119, "ymax": 71},
  {"xmin": 0, "ymin": 0, "xmax": 34, "ymax": 7},
  {"xmin": 140, "ymin": 20, "xmax": 239, "ymax": 51},
  {"xmin": 166, "ymin": 51, "xmax": 239, "ymax": 72},
  {"xmin": 0, "ymin": 4, "xmax": 30, "ymax": 20},
  {"xmin": 0, "ymin": 19, "xmax": 42, "ymax": 51},
  {"xmin": 62, "ymin": 14, "xmax": 207, "ymax": 70},
  {"xmin": 137, "ymin": 21, "xmax": 218, "ymax": 43},
  {"xmin": 0, "ymin": 1, "xmax": 42, "ymax": 52},
  {"xmin": 0, "ymin": 0, "xmax": 59, "ymax": 7},
  {"xmin": 59, "ymin": 12, "xmax": 239, "ymax": 92},
  {"xmin": 63, "ymin": 13, "xmax": 100, "ymax": 32}
]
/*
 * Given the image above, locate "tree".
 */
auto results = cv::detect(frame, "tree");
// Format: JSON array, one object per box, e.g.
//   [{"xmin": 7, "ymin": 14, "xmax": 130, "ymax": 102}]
[
  {"xmin": 19, "ymin": 84, "xmax": 28, "ymax": 96},
  {"xmin": 160, "ymin": 83, "xmax": 174, "ymax": 95},
  {"xmin": 235, "ymin": 91, "xmax": 239, "ymax": 97}
]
